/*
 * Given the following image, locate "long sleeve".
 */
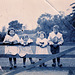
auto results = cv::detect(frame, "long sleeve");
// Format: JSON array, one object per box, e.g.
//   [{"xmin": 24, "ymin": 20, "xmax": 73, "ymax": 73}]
[
  {"xmin": 48, "ymin": 33, "xmax": 54, "ymax": 45},
  {"xmin": 14, "ymin": 34, "xmax": 21, "ymax": 43},
  {"xmin": 36, "ymin": 38, "xmax": 40, "ymax": 44},
  {"xmin": 42, "ymin": 38, "xmax": 48, "ymax": 46},
  {"xmin": 27, "ymin": 38, "xmax": 33, "ymax": 43},
  {"xmin": 58, "ymin": 34, "xmax": 64, "ymax": 45},
  {"xmin": 3, "ymin": 35, "xmax": 10, "ymax": 42},
  {"xmin": 20, "ymin": 38, "xmax": 24, "ymax": 44},
  {"xmin": 36, "ymin": 38, "xmax": 42, "ymax": 45},
  {"xmin": 3, "ymin": 35, "xmax": 7, "ymax": 42}
]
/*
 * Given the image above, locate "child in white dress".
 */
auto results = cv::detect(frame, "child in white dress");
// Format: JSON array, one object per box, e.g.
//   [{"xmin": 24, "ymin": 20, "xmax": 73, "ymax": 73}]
[
  {"xmin": 19, "ymin": 35, "xmax": 35, "ymax": 67},
  {"xmin": 36, "ymin": 31, "xmax": 48, "ymax": 67},
  {"xmin": 3, "ymin": 28, "xmax": 20, "ymax": 69}
]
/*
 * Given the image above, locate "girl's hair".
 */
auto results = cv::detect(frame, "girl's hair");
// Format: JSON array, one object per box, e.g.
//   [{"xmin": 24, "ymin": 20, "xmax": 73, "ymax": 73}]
[
  {"xmin": 25, "ymin": 35, "xmax": 28, "ymax": 38},
  {"xmin": 39, "ymin": 31, "xmax": 46, "ymax": 38},
  {"xmin": 22, "ymin": 35, "xmax": 28, "ymax": 40},
  {"xmin": 8, "ymin": 28, "xmax": 15, "ymax": 35}
]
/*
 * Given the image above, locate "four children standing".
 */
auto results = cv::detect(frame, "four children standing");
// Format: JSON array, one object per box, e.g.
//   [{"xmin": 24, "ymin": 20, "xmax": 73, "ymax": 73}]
[{"xmin": 3, "ymin": 25, "xmax": 64, "ymax": 69}]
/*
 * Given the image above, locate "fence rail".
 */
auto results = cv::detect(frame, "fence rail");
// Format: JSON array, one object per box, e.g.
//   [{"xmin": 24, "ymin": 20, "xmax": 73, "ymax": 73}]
[
  {"xmin": 0, "ymin": 54, "xmax": 75, "ymax": 58},
  {"xmin": 0, "ymin": 42, "xmax": 75, "ymax": 46},
  {"xmin": 26, "ymin": 47, "xmax": 75, "ymax": 70},
  {"xmin": 0, "ymin": 42, "xmax": 75, "ymax": 70}
]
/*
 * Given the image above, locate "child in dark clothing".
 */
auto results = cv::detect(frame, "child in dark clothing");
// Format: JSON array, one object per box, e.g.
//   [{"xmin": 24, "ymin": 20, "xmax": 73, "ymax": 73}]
[{"xmin": 48, "ymin": 25, "xmax": 64, "ymax": 67}]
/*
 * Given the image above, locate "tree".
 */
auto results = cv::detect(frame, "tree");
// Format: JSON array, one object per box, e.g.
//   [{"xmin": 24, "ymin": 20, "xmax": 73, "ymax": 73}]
[
  {"xmin": 70, "ymin": 3, "xmax": 75, "ymax": 29},
  {"xmin": 0, "ymin": 26, "xmax": 6, "ymax": 42},
  {"xmin": 8, "ymin": 20, "xmax": 23, "ymax": 30},
  {"xmin": 37, "ymin": 13, "xmax": 75, "ymax": 42},
  {"xmin": 37, "ymin": 14, "xmax": 66, "ymax": 35},
  {"xmin": 37, "ymin": 13, "xmax": 53, "ymax": 37},
  {"xmin": 2, "ymin": 26, "xmax": 6, "ymax": 32},
  {"xmin": 69, "ymin": 3, "xmax": 75, "ymax": 42}
]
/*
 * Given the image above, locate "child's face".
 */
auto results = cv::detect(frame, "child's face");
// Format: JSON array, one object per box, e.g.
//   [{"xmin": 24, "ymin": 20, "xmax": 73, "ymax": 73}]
[
  {"xmin": 23, "ymin": 36, "xmax": 28, "ymax": 41},
  {"xmin": 40, "ymin": 34, "xmax": 44, "ymax": 39},
  {"xmin": 9, "ymin": 30, "xmax": 15, "ymax": 36},
  {"xmin": 53, "ymin": 28, "xmax": 59, "ymax": 33}
]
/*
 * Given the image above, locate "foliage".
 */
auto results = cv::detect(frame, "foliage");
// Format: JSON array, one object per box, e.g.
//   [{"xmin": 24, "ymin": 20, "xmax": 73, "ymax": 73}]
[
  {"xmin": 0, "ymin": 26, "xmax": 6, "ymax": 42},
  {"xmin": 70, "ymin": 2, "xmax": 75, "ymax": 29},
  {"xmin": 37, "ymin": 13, "xmax": 75, "ymax": 42},
  {"xmin": 8, "ymin": 20, "xmax": 23, "ymax": 30}
]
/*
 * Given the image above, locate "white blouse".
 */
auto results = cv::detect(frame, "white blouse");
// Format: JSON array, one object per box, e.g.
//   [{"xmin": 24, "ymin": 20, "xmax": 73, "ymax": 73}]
[
  {"xmin": 3, "ymin": 34, "xmax": 20, "ymax": 55},
  {"xmin": 48, "ymin": 31, "xmax": 64, "ymax": 45}
]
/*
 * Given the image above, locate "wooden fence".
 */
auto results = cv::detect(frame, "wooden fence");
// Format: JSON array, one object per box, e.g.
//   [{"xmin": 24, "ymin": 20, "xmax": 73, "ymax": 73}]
[{"xmin": 0, "ymin": 42, "xmax": 75, "ymax": 70}]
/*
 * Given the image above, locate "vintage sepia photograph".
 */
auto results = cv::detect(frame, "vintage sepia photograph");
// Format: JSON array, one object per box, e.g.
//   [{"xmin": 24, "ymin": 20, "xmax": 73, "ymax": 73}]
[{"xmin": 0, "ymin": 0, "xmax": 75, "ymax": 75}]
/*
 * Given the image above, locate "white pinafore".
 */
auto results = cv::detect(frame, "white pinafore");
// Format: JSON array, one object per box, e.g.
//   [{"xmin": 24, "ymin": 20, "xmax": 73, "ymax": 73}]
[
  {"xmin": 19, "ymin": 38, "xmax": 33, "ymax": 57},
  {"xmin": 4, "ymin": 34, "xmax": 20, "ymax": 55},
  {"xmin": 36, "ymin": 38, "xmax": 48, "ymax": 54}
]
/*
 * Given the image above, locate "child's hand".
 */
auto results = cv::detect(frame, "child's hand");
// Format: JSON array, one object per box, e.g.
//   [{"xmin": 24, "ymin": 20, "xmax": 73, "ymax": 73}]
[
  {"xmin": 41, "ymin": 44, "xmax": 45, "ymax": 47},
  {"xmin": 40, "ymin": 42, "xmax": 44, "ymax": 44},
  {"xmin": 23, "ymin": 42, "xmax": 29, "ymax": 46},
  {"xmin": 39, "ymin": 43, "xmax": 43, "ymax": 46},
  {"xmin": 12, "ymin": 40, "xmax": 18, "ymax": 44},
  {"xmin": 53, "ymin": 44, "xmax": 58, "ymax": 47},
  {"xmin": 41, "ymin": 45, "xmax": 47, "ymax": 48},
  {"xmin": 4, "ymin": 40, "xmax": 12, "ymax": 44},
  {"xmin": 4, "ymin": 40, "xmax": 10, "ymax": 43}
]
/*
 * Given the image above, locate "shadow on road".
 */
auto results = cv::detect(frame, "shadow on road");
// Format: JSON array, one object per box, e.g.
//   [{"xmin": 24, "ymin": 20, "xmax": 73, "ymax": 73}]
[{"xmin": 1, "ymin": 66, "xmax": 75, "ymax": 75}]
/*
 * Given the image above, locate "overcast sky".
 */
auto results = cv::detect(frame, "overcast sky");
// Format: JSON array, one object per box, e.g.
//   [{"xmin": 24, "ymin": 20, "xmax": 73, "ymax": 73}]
[{"xmin": 0, "ymin": 0, "xmax": 74, "ymax": 31}]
